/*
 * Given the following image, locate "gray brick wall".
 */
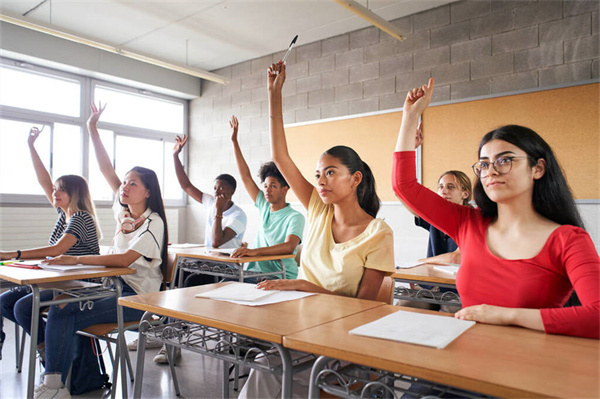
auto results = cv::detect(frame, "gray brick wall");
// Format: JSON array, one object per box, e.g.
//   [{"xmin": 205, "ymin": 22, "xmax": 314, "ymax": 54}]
[{"xmin": 189, "ymin": 0, "xmax": 599, "ymax": 206}]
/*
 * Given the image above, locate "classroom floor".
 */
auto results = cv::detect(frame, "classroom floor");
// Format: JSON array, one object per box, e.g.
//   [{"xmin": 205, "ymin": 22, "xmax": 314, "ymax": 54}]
[{"xmin": 0, "ymin": 322, "xmax": 243, "ymax": 399}]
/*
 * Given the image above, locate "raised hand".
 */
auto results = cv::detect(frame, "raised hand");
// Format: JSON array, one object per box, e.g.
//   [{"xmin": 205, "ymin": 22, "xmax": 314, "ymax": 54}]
[
  {"xmin": 27, "ymin": 126, "xmax": 44, "ymax": 147},
  {"xmin": 173, "ymin": 135, "xmax": 188, "ymax": 156},
  {"xmin": 415, "ymin": 119, "xmax": 424, "ymax": 149},
  {"xmin": 267, "ymin": 61, "xmax": 286, "ymax": 93},
  {"xmin": 403, "ymin": 78, "xmax": 434, "ymax": 119},
  {"xmin": 230, "ymin": 115, "xmax": 239, "ymax": 142},
  {"xmin": 87, "ymin": 101, "xmax": 107, "ymax": 128}
]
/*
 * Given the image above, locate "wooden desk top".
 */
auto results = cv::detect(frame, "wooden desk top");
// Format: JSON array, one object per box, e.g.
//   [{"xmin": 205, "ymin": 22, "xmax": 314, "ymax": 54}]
[
  {"xmin": 392, "ymin": 264, "xmax": 456, "ymax": 285},
  {"xmin": 284, "ymin": 305, "xmax": 599, "ymax": 399},
  {"xmin": 0, "ymin": 266, "xmax": 136, "ymax": 285},
  {"xmin": 173, "ymin": 250, "xmax": 296, "ymax": 264},
  {"xmin": 119, "ymin": 283, "xmax": 385, "ymax": 344}
]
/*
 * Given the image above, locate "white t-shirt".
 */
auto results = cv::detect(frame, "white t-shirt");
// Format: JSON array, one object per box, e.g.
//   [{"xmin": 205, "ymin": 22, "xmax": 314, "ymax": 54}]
[
  {"xmin": 202, "ymin": 193, "xmax": 247, "ymax": 249},
  {"xmin": 112, "ymin": 200, "xmax": 164, "ymax": 294}
]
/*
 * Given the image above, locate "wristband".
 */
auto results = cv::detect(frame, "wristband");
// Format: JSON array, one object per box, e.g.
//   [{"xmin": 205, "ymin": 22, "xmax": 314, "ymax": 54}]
[
  {"xmin": 16, "ymin": 250, "xmax": 21, "ymax": 259},
  {"xmin": 214, "ymin": 214, "xmax": 223, "ymax": 219}
]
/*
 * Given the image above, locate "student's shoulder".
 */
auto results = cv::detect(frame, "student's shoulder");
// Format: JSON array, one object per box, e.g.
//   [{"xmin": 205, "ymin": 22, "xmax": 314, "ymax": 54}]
[{"xmin": 369, "ymin": 218, "xmax": 394, "ymax": 236}]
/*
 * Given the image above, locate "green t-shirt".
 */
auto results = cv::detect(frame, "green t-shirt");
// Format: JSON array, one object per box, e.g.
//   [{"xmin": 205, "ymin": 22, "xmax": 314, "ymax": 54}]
[{"xmin": 246, "ymin": 191, "xmax": 305, "ymax": 279}]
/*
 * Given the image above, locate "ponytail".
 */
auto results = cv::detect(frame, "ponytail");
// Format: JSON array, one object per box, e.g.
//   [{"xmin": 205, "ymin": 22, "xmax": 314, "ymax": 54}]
[{"xmin": 323, "ymin": 146, "xmax": 380, "ymax": 218}]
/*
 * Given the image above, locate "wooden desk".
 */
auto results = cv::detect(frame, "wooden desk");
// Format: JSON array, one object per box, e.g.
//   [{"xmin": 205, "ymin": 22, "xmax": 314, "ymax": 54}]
[
  {"xmin": 0, "ymin": 266, "xmax": 136, "ymax": 399},
  {"xmin": 392, "ymin": 265, "xmax": 461, "ymax": 307},
  {"xmin": 174, "ymin": 250, "xmax": 296, "ymax": 286},
  {"xmin": 119, "ymin": 283, "xmax": 385, "ymax": 398},
  {"xmin": 284, "ymin": 305, "xmax": 600, "ymax": 399}
]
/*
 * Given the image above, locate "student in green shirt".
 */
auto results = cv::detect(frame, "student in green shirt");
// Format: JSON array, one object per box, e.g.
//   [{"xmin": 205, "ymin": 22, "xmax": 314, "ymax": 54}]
[{"xmin": 230, "ymin": 116, "xmax": 305, "ymax": 279}]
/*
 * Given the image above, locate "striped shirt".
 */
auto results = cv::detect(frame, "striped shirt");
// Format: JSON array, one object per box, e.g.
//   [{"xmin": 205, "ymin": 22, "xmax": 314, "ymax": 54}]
[{"xmin": 49, "ymin": 208, "xmax": 100, "ymax": 256}]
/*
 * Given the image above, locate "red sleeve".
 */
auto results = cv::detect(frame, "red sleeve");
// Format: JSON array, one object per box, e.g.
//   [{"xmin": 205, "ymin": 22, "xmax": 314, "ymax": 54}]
[
  {"xmin": 540, "ymin": 229, "xmax": 600, "ymax": 339},
  {"xmin": 392, "ymin": 151, "xmax": 471, "ymax": 243}
]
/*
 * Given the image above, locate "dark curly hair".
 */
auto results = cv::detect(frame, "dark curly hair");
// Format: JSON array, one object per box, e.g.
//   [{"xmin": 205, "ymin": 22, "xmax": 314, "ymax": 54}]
[{"xmin": 258, "ymin": 161, "xmax": 288, "ymax": 187}]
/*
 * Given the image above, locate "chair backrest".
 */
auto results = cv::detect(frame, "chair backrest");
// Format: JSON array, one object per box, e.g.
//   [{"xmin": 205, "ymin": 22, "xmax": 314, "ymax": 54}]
[
  {"xmin": 376, "ymin": 276, "xmax": 394, "ymax": 305},
  {"xmin": 294, "ymin": 244, "xmax": 302, "ymax": 266},
  {"xmin": 161, "ymin": 252, "xmax": 177, "ymax": 290}
]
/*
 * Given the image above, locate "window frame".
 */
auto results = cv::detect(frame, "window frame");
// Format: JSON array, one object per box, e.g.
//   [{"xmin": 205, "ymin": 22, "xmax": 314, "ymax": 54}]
[{"xmin": 0, "ymin": 57, "xmax": 188, "ymax": 208}]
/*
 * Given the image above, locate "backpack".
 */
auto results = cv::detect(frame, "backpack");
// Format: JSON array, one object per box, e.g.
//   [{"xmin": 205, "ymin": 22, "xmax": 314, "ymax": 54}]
[{"xmin": 69, "ymin": 335, "xmax": 111, "ymax": 395}]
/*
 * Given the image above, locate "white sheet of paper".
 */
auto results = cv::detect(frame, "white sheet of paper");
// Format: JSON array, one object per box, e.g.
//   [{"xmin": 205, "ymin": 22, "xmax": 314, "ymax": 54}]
[
  {"xmin": 433, "ymin": 265, "xmax": 460, "ymax": 276},
  {"xmin": 349, "ymin": 310, "xmax": 475, "ymax": 349},
  {"xmin": 169, "ymin": 243, "xmax": 205, "ymax": 249},
  {"xmin": 38, "ymin": 264, "xmax": 107, "ymax": 272},
  {"xmin": 221, "ymin": 290, "xmax": 316, "ymax": 306},
  {"xmin": 204, "ymin": 248, "xmax": 236, "ymax": 256},
  {"xmin": 195, "ymin": 282, "xmax": 278, "ymax": 302}
]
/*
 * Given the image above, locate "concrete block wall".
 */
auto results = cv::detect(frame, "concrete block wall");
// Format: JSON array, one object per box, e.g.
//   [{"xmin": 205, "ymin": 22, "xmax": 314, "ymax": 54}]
[{"xmin": 186, "ymin": 0, "xmax": 600, "ymax": 258}]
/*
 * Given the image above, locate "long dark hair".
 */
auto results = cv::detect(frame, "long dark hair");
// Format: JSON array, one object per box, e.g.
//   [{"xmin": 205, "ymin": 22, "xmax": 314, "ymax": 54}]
[
  {"xmin": 473, "ymin": 125, "xmax": 584, "ymax": 228},
  {"xmin": 123, "ymin": 166, "xmax": 170, "ymax": 271},
  {"xmin": 323, "ymin": 145, "xmax": 380, "ymax": 218}
]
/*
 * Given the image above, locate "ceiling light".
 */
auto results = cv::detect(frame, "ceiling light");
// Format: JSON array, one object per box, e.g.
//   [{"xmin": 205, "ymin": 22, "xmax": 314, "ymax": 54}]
[
  {"xmin": 333, "ymin": 0, "xmax": 405, "ymax": 41},
  {"xmin": 0, "ymin": 14, "xmax": 229, "ymax": 84}
]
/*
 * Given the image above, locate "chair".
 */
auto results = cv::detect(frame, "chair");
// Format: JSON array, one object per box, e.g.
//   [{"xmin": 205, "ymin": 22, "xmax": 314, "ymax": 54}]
[
  {"xmin": 76, "ymin": 252, "xmax": 178, "ymax": 394},
  {"xmin": 376, "ymin": 276, "xmax": 394, "ymax": 305}
]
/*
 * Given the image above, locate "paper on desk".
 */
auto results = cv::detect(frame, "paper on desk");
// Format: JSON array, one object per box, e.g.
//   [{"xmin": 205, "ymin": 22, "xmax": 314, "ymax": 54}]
[
  {"xmin": 38, "ymin": 264, "xmax": 107, "ymax": 272},
  {"xmin": 169, "ymin": 243, "xmax": 205, "ymax": 249},
  {"xmin": 349, "ymin": 310, "xmax": 475, "ymax": 349},
  {"xmin": 433, "ymin": 265, "xmax": 460, "ymax": 276},
  {"xmin": 204, "ymin": 247, "xmax": 236, "ymax": 256},
  {"xmin": 195, "ymin": 282, "xmax": 315, "ymax": 306},
  {"xmin": 395, "ymin": 261, "xmax": 424, "ymax": 269}
]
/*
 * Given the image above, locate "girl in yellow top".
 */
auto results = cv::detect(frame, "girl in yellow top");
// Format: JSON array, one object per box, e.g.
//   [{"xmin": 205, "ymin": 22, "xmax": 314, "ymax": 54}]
[
  {"xmin": 256, "ymin": 60, "xmax": 395, "ymax": 299},
  {"xmin": 239, "ymin": 60, "xmax": 395, "ymax": 399}
]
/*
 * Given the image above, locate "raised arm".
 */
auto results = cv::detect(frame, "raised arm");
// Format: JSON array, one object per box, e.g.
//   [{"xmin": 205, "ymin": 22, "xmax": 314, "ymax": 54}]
[
  {"xmin": 268, "ymin": 62, "xmax": 314, "ymax": 210},
  {"xmin": 27, "ymin": 126, "xmax": 54, "ymax": 205},
  {"xmin": 87, "ymin": 102, "xmax": 121, "ymax": 194},
  {"xmin": 395, "ymin": 78, "xmax": 434, "ymax": 152},
  {"xmin": 172, "ymin": 135, "xmax": 204, "ymax": 203},
  {"xmin": 230, "ymin": 116, "xmax": 260, "ymax": 202}
]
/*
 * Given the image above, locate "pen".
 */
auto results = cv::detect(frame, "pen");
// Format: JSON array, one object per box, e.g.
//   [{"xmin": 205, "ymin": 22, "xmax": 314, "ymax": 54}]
[
  {"xmin": 0, "ymin": 261, "xmax": 14, "ymax": 265},
  {"xmin": 281, "ymin": 35, "xmax": 298, "ymax": 64}
]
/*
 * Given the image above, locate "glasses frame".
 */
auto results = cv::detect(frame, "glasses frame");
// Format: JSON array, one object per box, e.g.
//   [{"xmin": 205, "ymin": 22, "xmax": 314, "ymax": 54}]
[{"xmin": 471, "ymin": 156, "xmax": 529, "ymax": 178}]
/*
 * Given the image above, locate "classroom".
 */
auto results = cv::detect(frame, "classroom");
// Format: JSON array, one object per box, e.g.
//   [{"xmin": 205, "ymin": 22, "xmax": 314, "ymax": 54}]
[{"xmin": 0, "ymin": 1, "xmax": 599, "ymax": 398}]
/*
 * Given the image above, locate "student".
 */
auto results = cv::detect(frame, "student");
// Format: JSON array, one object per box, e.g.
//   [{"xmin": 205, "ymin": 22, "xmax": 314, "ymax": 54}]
[
  {"xmin": 0, "ymin": 127, "xmax": 100, "ymax": 361},
  {"xmin": 229, "ymin": 115, "xmax": 304, "ymax": 280},
  {"xmin": 238, "ymin": 61, "xmax": 395, "ymax": 398},
  {"xmin": 172, "ymin": 134, "xmax": 247, "ymax": 253},
  {"xmin": 393, "ymin": 78, "xmax": 599, "ymax": 339},
  {"xmin": 33, "ymin": 102, "xmax": 169, "ymax": 398}
]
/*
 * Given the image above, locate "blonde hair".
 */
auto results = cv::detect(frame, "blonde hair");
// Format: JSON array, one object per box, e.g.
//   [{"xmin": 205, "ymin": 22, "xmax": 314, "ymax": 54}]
[
  {"xmin": 438, "ymin": 170, "xmax": 472, "ymax": 206},
  {"xmin": 56, "ymin": 175, "xmax": 102, "ymax": 238}
]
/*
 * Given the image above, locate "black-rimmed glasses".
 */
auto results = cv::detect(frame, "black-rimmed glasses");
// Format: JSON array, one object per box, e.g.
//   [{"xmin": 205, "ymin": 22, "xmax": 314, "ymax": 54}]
[{"xmin": 471, "ymin": 156, "xmax": 528, "ymax": 178}]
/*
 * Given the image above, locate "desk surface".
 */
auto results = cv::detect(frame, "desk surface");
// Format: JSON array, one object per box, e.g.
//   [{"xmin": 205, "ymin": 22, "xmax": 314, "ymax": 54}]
[
  {"xmin": 0, "ymin": 266, "xmax": 136, "ymax": 285},
  {"xmin": 392, "ymin": 264, "xmax": 456, "ymax": 285},
  {"xmin": 173, "ymin": 250, "xmax": 296, "ymax": 264},
  {"xmin": 284, "ymin": 305, "xmax": 599, "ymax": 399},
  {"xmin": 119, "ymin": 283, "xmax": 384, "ymax": 344}
]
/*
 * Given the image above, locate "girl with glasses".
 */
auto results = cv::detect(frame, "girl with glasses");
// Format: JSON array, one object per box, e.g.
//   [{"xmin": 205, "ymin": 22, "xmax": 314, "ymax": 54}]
[{"xmin": 393, "ymin": 78, "xmax": 598, "ymax": 339}]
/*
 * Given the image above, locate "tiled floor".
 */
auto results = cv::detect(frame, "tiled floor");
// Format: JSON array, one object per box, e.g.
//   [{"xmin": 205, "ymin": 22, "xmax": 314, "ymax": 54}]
[{"xmin": 0, "ymin": 322, "xmax": 243, "ymax": 399}]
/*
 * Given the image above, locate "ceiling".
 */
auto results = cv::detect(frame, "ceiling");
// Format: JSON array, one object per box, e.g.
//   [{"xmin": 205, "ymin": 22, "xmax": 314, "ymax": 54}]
[{"xmin": 1, "ymin": 0, "xmax": 457, "ymax": 75}]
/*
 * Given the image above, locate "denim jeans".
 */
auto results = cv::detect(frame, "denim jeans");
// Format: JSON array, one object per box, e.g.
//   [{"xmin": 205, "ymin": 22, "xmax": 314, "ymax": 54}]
[
  {"xmin": 0, "ymin": 287, "xmax": 54, "ymax": 345},
  {"xmin": 44, "ymin": 280, "xmax": 144, "ymax": 383}
]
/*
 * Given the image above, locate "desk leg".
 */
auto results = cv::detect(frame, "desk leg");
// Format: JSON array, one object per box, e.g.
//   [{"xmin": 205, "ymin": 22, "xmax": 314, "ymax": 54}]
[
  {"xmin": 308, "ymin": 356, "xmax": 332, "ymax": 399},
  {"xmin": 277, "ymin": 259, "xmax": 286, "ymax": 280},
  {"xmin": 273, "ymin": 343, "xmax": 293, "ymax": 399},
  {"xmin": 113, "ymin": 278, "xmax": 128, "ymax": 399},
  {"xmin": 26, "ymin": 285, "xmax": 41, "ymax": 399},
  {"xmin": 133, "ymin": 312, "xmax": 152, "ymax": 399}
]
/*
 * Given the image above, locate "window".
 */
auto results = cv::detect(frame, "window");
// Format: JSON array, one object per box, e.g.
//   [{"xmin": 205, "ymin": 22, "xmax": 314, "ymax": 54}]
[{"xmin": 0, "ymin": 58, "xmax": 187, "ymax": 206}]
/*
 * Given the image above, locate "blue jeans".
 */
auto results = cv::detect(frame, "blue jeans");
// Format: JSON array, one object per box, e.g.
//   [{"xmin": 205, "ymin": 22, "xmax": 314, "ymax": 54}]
[
  {"xmin": 44, "ymin": 280, "xmax": 144, "ymax": 383},
  {"xmin": 0, "ymin": 287, "xmax": 54, "ymax": 345}
]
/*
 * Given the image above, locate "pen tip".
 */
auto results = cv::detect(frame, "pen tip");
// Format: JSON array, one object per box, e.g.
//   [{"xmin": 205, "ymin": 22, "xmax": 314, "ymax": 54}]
[{"xmin": 290, "ymin": 35, "xmax": 298, "ymax": 45}]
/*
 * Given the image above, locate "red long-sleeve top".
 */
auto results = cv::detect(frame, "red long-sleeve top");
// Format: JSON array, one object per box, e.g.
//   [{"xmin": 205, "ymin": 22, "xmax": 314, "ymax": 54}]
[{"xmin": 393, "ymin": 151, "xmax": 600, "ymax": 339}]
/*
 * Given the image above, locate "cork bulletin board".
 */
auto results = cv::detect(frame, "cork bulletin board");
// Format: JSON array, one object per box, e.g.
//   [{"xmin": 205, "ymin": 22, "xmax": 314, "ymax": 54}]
[{"xmin": 285, "ymin": 82, "xmax": 599, "ymax": 201}]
